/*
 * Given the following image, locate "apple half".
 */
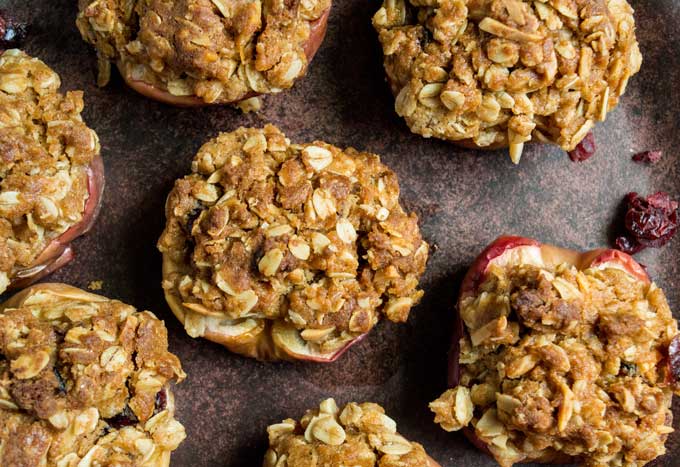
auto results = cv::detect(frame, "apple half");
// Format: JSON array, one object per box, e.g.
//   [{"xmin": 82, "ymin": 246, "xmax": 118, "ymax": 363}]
[
  {"xmin": 448, "ymin": 236, "xmax": 654, "ymax": 464},
  {"xmin": 7, "ymin": 154, "xmax": 105, "ymax": 292},
  {"xmin": 123, "ymin": 6, "xmax": 331, "ymax": 106},
  {"xmin": 0, "ymin": 283, "xmax": 181, "ymax": 467},
  {"xmin": 162, "ymin": 255, "xmax": 366, "ymax": 362}
]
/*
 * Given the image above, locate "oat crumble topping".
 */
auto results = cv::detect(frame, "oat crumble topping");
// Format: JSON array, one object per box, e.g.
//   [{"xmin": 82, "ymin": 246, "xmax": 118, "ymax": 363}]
[
  {"xmin": 158, "ymin": 125, "xmax": 428, "ymax": 360},
  {"xmin": 373, "ymin": 0, "xmax": 642, "ymax": 162},
  {"xmin": 0, "ymin": 50, "xmax": 101, "ymax": 295},
  {"xmin": 0, "ymin": 284, "xmax": 186, "ymax": 467},
  {"xmin": 77, "ymin": 0, "xmax": 331, "ymax": 104},
  {"xmin": 265, "ymin": 399, "xmax": 436, "ymax": 467},
  {"xmin": 430, "ymin": 262, "xmax": 679, "ymax": 467}
]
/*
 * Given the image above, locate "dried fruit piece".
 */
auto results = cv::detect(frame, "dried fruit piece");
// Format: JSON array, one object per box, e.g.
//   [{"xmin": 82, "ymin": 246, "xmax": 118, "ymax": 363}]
[
  {"xmin": 632, "ymin": 150, "xmax": 663, "ymax": 164},
  {"xmin": 264, "ymin": 399, "xmax": 441, "ymax": 466},
  {"xmin": 568, "ymin": 131, "xmax": 596, "ymax": 162},
  {"xmin": 0, "ymin": 11, "xmax": 27, "ymax": 49},
  {"xmin": 615, "ymin": 192, "xmax": 679, "ymax": 254}
]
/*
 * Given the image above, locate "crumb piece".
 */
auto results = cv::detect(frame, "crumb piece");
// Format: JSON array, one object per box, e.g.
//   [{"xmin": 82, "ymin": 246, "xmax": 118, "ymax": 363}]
[{"xmin": 632, "ymin": 150, "xmax": 662, "ymax": 164}]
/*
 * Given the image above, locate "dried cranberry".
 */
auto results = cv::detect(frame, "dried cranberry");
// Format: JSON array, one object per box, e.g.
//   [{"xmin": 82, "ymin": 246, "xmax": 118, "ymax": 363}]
[
  {"xmin": 568, "ymin": 131, "xmax": 596, "ymax": 162},
  {"xmin": 614, "ymin": 192, "xmax": 679, "ymax": 254},
  {"xmin": 154, "ymin": 388, "xmax": 167, "ymax": 414},
  {"xmin": 53, "ymin": 367, "xmax": 67, "ymax": 395},
  {"xmin": 106, "ymin": 405, "xmax": 139, "ymax": 429},
  {"xmin": 0, "ymin": 12, "xmax": 27, "ymax": 49},
  {"xmin": 632, "ymin": 150, "xmax": 662, "ymax": 164},
  {"xmin": 669, "ymin": 336, "xmax": 680, "ymax": 384}
]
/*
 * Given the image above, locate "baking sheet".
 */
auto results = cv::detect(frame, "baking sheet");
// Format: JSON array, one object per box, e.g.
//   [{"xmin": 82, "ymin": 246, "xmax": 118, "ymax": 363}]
[{"xmin": 3, "ymin": 1, "xmax": 680, "ymax": 465}]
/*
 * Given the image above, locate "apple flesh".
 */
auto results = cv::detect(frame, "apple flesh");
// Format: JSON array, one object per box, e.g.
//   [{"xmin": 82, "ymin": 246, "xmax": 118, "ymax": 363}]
[
  {"xmin": 449, "ymin": 236, "xmax": 653, "ymax": 464},
  {"xmin": 162, "ymin": 255, "xmax": 365, "ymax": 362},
  {"xmin": 123, "ymin": 6, "xmax": 331, "ymax": 106},
  {"xmin": 7, "ymin": 153, "xmax": 105, "ymax": 291}
]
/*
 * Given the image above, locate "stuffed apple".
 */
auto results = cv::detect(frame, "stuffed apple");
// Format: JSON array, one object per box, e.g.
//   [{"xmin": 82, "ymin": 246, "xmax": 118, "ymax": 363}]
[
  {"xmin": 0, "ymin": 49, "xmax": 104, "ymax": 294},
  {"xmin": 77, "ymin": 0, "xmax": 332, "ymax": 107},
  {"xmin": 430, "ymin": 236, "xmax": 679, "ymax": 467}
]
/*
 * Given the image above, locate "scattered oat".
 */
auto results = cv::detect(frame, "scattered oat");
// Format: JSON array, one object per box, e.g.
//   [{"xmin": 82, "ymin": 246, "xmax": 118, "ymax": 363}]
[{"xmin": 87, "ymin": 280, "xmax": 103, "ymax": 291}]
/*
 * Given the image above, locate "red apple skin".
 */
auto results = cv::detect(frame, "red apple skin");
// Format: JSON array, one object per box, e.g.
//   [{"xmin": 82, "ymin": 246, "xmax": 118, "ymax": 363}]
[
  {"xmin": 7, "ymin": 153, "xmax": 105, "ymax": 291},
  {"xmin": 283, "ymin": 332, "xmax": 367, "ymax": 363},
  {"xmin": 448, "ymin": 236, "xmax": 653, "ymax": 464},
  {"xmin": 9, "ymin": 246, "xmax": 74, "ymax": 291},
  {"xmin": 123, "ymin": 6, "xmax": 331, "ymax": 106}
]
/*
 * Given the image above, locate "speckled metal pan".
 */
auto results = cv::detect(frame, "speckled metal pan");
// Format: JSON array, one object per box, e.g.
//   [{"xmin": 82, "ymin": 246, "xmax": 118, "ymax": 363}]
[{"xmin": 2, "ymin": 0, "xmax": 679, "ymax": 466}]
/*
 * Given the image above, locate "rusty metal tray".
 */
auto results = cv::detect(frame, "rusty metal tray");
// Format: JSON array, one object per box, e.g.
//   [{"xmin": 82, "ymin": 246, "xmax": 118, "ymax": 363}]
[{"xmin": 4, "ymin": 1, "xmax": 679, "ymax": 465}]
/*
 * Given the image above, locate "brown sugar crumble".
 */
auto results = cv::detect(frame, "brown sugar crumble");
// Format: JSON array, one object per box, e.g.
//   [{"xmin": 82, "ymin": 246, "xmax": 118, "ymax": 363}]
[
  {"xmin": 0, "ymin": 284, "xmax": 186, "ymax": 466},
  {"xmin": 158, "ymin": 125, "xmax": 428, "ymax": 360}
]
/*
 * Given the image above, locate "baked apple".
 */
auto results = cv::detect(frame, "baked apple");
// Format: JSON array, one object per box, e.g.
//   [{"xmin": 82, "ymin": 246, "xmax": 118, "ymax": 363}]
[
  {"xmin": 0, "ymin": 283, "xmax": 186, "ymax": 466},
  {"xmin": 373, "ymin": 1, "xmax": 642, "ymax": 163},
  {"xmin": 430, "ymin": 236, "xmax": 679, "ymax": 467},
  {"xmin": 77, "ymin": 0, "xmax": 331, "ymax": 107},
  {"xmin": 158, "ymin": 125, "xmax": 428, "ymax": 361},
  {"xmin": 0, "ymin": 49, "xmax": 104, "ymax": 294},
  {"xmin": 265, "ymin": 398, "xmax": 441, "ymax": 467}
]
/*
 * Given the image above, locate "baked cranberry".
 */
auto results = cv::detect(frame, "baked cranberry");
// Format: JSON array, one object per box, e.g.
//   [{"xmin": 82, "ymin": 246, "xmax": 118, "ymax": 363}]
[
  {"xmin": 106, "ymin": 405, "xmax": 139, "ymax": 429},
  {"xmin": 615, "ymin": 192, "xmax": 679, "ymax": 254},
  {"xmin": 669, "ymin": 336, "xmax": 680, "ymax": 384},
  {"xmin": 632, "ymin": 150, "xmax": 662, "ymax": 164},
  {"xmin": 0, "ymin": 12, "xmax": 27, "ymax": 49},
  {"xmin": 154, "ymin": 388, "xmax": 168, "ymax": 413},
  {"xmin": 568, "ymin": 131, "xmax": 596, "ymax": 162}
]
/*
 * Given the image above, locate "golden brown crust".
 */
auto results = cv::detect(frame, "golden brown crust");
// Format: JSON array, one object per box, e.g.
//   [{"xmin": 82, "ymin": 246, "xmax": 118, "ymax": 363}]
[
  {"xmin": 0, "ymin": 283, "xmax": 186, "ymax": 467},
  {"xmin": 373, "ymin": 0, "xmax": 642, "ymax": 161},
  {"xmin": 158, "ymin": 125, "xmax": 429, "ymax": 361},
  {"xmin": 77, "ymin": 0, "xmax": 332, "ymax": 105},
  {"xmin": 265, "ymin": 399, "xmax": 441, "ymax": 467},
  {"xmin": 431, "ymin": 248, "xmax": 679, "ymax": 467},
  {"xmin": 0, "ymin": 50, "xmax": 102, "ymax": 294}
]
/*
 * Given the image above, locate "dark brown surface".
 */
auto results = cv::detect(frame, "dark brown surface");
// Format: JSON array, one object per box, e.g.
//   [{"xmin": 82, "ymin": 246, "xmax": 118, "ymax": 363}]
[{"xmin": 1, "ymin": 1, "xmax": 679, "ymax": 466}]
